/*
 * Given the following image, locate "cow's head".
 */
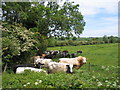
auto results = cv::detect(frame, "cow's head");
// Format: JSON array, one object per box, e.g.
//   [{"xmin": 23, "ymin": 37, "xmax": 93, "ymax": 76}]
[{"xmin": 77, "ymin": 56, "xmax": 87, "ymax": 64}]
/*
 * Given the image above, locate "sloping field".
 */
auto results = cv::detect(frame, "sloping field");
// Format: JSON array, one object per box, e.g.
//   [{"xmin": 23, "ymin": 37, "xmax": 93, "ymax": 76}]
[{"xmin": 2, "ymin": 43, "xmax": 119, "ymax": 88}]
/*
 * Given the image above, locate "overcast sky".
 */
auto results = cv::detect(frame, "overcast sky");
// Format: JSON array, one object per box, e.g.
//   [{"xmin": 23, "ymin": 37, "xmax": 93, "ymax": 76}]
[{"xmin": 60, "ymin": 0, "xmax": 118, "ymax": 37}]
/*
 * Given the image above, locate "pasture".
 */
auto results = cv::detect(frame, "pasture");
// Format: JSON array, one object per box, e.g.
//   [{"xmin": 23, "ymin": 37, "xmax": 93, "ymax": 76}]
[{"xmin": 2, "ymin": 43, "xmax": 119, "ymax": 88}]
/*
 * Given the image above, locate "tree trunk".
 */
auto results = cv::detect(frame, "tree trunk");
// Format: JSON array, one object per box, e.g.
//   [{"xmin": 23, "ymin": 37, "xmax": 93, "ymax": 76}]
[{"xmin": 3, "ymin": 63, "xmax": 7, "ymax": 72}]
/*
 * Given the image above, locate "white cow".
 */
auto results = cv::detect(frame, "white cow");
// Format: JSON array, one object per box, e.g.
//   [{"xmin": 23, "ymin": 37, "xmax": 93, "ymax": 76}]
[
  {"xmin": 47, "ymin": 62, "xmax": 73, "ymax": 74},
  {"xmin": 16, "ymin": 67, "xmax": 47, "ymax": 74}
]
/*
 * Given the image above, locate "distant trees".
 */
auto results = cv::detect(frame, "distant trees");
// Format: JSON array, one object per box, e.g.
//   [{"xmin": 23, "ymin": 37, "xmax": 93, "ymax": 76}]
[
  {"xmin": 103, "ymin": 35, "xmax": 109, "ymax": 43},
  {"xmin": 46, "ymin": 35, "xmax": 119, "ymax": 47},
  {"xmin": 72, "ymin": 37, "xmax": 77, "ymax": 41}
]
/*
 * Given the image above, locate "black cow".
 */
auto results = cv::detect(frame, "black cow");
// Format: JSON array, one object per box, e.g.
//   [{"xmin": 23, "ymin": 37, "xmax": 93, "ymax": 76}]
[
  {"xmin": 71, "ymin": 53, "xmax": 76, "ymax": 58},
  {"xmin": 77, "ymin": 51, "xmax": 82, "ymax": 54}
]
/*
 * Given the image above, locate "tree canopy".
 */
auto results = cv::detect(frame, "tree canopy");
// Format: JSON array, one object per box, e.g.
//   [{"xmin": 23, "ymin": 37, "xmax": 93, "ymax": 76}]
[{"xmin": 2, "ymin": 1, "xmax": 85, "ymax": 38}]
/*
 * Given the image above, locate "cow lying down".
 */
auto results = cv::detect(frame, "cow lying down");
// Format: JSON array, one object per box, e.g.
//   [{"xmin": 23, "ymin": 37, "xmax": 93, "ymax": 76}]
[
  {"xmin": 15, "ymin": 67, "xmax": 47, "ymax": 74},
  {"xmin": 13, "ymin": 64, "xmax": 46, "ymax": 74},
  {"xmin": 59, "ymin": 56, "xmax": 87, "ymax": 69},
  {"xmin": 47, "ymin": 62, "xmax": 73, "ymax": 74}
]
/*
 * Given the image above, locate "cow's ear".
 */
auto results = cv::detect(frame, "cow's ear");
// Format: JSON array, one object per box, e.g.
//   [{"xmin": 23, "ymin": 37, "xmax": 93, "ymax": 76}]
[
  {"xmin": 77, "ymin": 56, "xmax": 83, "ymax": 61},
  {"xmin": 86, "ymin": 58, "xmax": 88, "ymax": 60}
]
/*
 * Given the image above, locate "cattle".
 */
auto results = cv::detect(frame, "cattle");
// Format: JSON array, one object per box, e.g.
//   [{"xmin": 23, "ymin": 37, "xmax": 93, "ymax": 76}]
[
  {"xmin": 47, "ymin": 62, "xmax": 73, "ymax": 74},
  {"xmin": 62, "ymin": 50, "xmax": 69, "ymax": 53},
  {"xmin": 15, "ymin": 67, "xmax": 47, "ymax": 74},
  {"xmin": 60, "ymin": 50, "xmax": 70, "ymax": 58},
  {"xmin": 61, "ymin": 52, "xmax": 70, "ymax": 58},
  {"xmin": 44, "ymin": 54, "xmax": 54, "ymax": 59},
  {"xmin": 59, "ymin": 56, "xmax": 87, "ymax": 69},
  {"xmin": 34, "ymin": 58, "xmax": 53, "ymax": 67},
  {"xmin": 13, "ymin": 64, "xmax": 43, "ymax": 73},
  {"xmin": 31, "ymin": 56, "xmax": 41, "ymax": 64},
  {"xmin": 71, "ymin": 53, "xmax": 77, "ymax": 58},
  {"xmin": 44, "ymin": 50, "xmax": 61, "ymax": 59},
  {"xmin": 77, "ymin": 51, "xmax": 83, "ymax": 54}
]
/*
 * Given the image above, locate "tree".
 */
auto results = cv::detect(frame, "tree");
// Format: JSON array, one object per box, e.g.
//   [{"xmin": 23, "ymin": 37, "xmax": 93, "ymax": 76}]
[
  {"xmin": 2, "ymin": 2, "xmax": 85, "ymax": 37},
  {"xmin": 2, "ymin": 2, "xmax": 31, "ymax": 24},
  {"xmin": 103, "ymin": 35, "xmax": 109, "ymax": 43},
  {"xmin": 72, "ymin": 37, "xmax": 77, "ymax": 40},
  {"xmin": 108, "ymin": 36, "xmax": 116, "ymax": 43},
  {"xmin": 2, "ymin": 23, "xmax": 38, "ymax": 70}
]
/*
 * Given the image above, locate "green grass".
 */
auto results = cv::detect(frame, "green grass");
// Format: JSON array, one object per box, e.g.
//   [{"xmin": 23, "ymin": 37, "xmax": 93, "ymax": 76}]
[{"xmin": 2, "ymin": 43, "xmax": 119, "ymax": 88}]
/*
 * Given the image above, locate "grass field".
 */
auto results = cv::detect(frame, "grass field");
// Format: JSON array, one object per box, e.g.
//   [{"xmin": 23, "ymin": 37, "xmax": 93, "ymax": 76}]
[{"xmin": 2, "ymin": 43, "xmax": 119, "ymax": 88}]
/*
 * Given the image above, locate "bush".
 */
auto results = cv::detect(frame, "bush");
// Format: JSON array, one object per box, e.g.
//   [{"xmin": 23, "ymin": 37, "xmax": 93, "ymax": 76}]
[
  {"xmin": 47, "ymin": 38, "xmax": 56, "ymax": 47},
  {"xmin": 2, "ymin": 23, "xmax": 47, "ymax": 70}
]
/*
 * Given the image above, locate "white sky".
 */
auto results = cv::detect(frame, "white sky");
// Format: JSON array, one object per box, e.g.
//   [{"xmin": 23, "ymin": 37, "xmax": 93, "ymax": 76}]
[{"xmin": 64, "ymin": 0, "xmax": 119, "ymax": 37}]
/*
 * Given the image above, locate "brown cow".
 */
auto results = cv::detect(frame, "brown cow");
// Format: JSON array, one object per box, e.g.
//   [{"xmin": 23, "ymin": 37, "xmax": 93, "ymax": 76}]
[{"xmin": 59, "ymin": 56, "xmax": 87, "ymax": 69}]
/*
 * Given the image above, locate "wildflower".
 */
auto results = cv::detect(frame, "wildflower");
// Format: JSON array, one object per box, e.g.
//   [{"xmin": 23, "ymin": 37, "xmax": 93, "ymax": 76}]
[
  {"xmin": 113, "ymin": 82, "xmax": 117, "ymax": 87},
  {"xmin": 105, "ymin": 80, "xmax": 108, "ymax": 83},
  {"xmin": 116, "ymin": 80, "xmax": 119, "ymax": 82},
  {"xmin": 101, "ymin": 66, "xmax": 105, "ymax": 69},
  {"xmin": 39, "ymin": 80, "xmax": 42, "ymax": 83},
  {"xmin": 92, "ymin": 76, "xmax": 95, "ymax": 79},
  {"xmin": 35, "ymin": 82, "xmax": 39, "ymax": 85},
  {"xmin": 36, "ymin": 79, "xmax": 42, "ymax": 83},
  {"xmin": 107, "ymin": 82, "xmax": 111, "ymax": 85},
  {"xmin": 97, "ymin": 82, "xmax": 102, "ymax": 86},
  {"xmin": 106, "ymin": 84, "xmax": 109, "ymax": 87},
  {"xmin": 96, "ymin": 79, "xmax": 99, "ymax": 81},
  {"xmin": 23, "ymin": 84, "xmax": 26, "ymax": 87},
  {"xmin": 27, "ymin": 82, "xmax": 30, "ymax": 85},
  {"xmin": 106, "ymin": 68, "xmax": 109, "ymax": 71}
]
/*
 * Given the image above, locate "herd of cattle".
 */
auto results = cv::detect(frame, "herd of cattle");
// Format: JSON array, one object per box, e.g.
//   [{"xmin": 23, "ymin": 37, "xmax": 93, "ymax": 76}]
[
  {"xmin": 13, "ymin": 50, "xmax": 87, "ymax": 74},
  {"xmin": 42, "ymin": 50, "xmax": 83, "ymax": 59}
]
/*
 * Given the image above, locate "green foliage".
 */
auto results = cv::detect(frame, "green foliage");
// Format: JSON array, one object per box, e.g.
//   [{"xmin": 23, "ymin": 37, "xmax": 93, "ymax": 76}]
[
  {"xmin": 2, "ymin": 2, "xmax": 85, "ymax": 37},
  {"xmin": 47, "ymin": 36, "xmax": 119, "ymax": 47},
  {"xmin": 103, "ymin": 35, "xmax": 109, "ymax": 43},
  {"xmin": 2, "ymin": 23, "xmax": 39, "ymax": 66},
  {"xmin": 47, "ymin": 37, "xmax": 56, "ymax": 47},
  {"xmin": 3, "ymin": 64, "xmax": 119, "ymax": 88},
  {"xmin": 72, "ymin": 37, "xmax": 77, "ymax": 41}
]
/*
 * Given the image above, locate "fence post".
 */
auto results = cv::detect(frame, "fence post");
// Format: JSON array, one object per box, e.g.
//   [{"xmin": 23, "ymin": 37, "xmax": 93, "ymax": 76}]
[{"xmin": 88, "ymin": 62, "xmax": 91, "ymax": 72}]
